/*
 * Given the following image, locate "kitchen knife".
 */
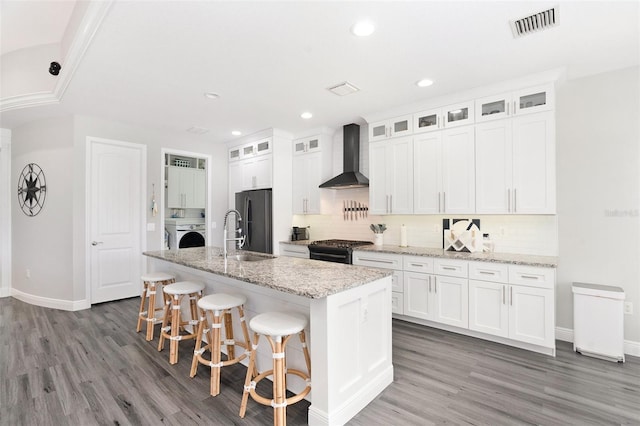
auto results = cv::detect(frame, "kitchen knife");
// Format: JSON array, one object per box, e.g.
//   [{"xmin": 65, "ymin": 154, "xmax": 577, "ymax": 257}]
[
  {"xmin": 343, "ymin": 200, "xmax": 346, "ymax": 221},
  {"xmin": 358, "ymin": 202, "xmax": 361, "ymax": 219}
]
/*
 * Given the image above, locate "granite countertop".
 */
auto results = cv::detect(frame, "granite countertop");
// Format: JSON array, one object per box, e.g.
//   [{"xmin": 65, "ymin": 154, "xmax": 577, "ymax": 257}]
[
  {"xmin": 280, "ymin": 240, "xmax": 312, "ymax": 246},
  {"xmin": 143, "ymin": 246, "xmax": 391, "ymax": 299},
  {"xmin": 355, "ymin": 245, "xmax": 558, "ymax": 268}
]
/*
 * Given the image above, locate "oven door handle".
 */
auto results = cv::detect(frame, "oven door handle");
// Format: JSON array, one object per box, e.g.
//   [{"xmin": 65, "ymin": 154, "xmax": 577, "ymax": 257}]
[{"xmin": 310, "ymin": 252, "xmax": 348, "ymax": 261}]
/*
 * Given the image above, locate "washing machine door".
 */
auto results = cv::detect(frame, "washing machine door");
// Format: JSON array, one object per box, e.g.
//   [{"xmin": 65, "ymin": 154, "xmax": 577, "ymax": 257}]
[{"xmin": 179, "ymin": 231, "xmax": 205, "ymax": 248}]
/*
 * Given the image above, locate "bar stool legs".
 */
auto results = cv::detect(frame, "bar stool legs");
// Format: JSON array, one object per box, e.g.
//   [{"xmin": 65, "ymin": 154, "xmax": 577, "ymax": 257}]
[
  {"xmin": 157, "ymin": 281, "xmax": 204, "ymax": 364},
  {"xmin": 137, "ymin": 272, "xmax": 175, "ymax": 341},
  {"xmin": 239, "ymin": 312, "xmax": 311, "ymax": 426},
  {"xmin": 190, "ymin": 294, "xmax": 253, "ymax": 396}
]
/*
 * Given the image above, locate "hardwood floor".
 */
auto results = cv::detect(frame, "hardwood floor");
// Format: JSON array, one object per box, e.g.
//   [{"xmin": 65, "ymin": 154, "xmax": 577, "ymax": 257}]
[{"xmin": 1, "ymin": 296, "xmax": 638, "ymax": 425}]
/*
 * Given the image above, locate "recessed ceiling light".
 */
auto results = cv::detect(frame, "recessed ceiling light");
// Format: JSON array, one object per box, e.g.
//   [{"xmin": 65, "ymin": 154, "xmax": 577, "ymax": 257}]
[
  {"xmin": 300, "ymin": 112, "xmax": 313, "ymax": 119},
  {"xmin": 204, "ymin": 92, "xmax": 220, "ymax": 99},
  {"xmin": 416, "ymin": 79, "xmax": 434, "ymax": 88},
  {"xmin": 351, "ymin": 20, "xmax": 375, "ymax": 37},
  {"xmin": 231, "ymin": 130, "xmax": 242, "ymax": 136}
]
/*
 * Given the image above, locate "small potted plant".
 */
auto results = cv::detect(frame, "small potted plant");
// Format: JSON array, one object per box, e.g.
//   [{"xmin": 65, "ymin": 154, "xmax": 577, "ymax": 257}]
[{"xmin": 370, "ymin": 224, "xmax": 387, "ymax": 246}]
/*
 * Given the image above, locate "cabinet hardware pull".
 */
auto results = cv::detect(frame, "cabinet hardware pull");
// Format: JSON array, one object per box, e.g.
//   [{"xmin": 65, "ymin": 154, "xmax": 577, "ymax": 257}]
[
  {"xmin": 520, "ymin": 274, "xmax": 539, "ymax": 280},
  {"xmin": 91, "ymin": 241, "xmax": 103, "ymax": 246},
  {"xmin": 390, "ymin": 194, "xmax": 393, "ymax": 214},
  {"xmin": 502, "ymin": 285, "xmax": 506, "ymax": 304},
  {"xmin": 442, "ymin": 266, "xmax": 456, "ymax": 271},
  {"xmin": 436, "ymin": 115, "xmax": 439, "ymax": 128},
  {"xmin": 479, "ymin": 271, "xmax": 495, "ymax": 275},
  {"xmin": 513, "ymin": 189, "xmax": 517, "ymax": 213},
  {"xmin": 443, "ymin": 192, "xmax": 446, "ymax": 212},
  {"xmin": 507, "ymin": 188, "xmax": 511, "ymax": 212},
  {"xmin": 361, "ymin": 258, "xmax": 394, "ymax": 264},
  {"xmin": 434, "ymin": 277, "xmax": 437, "ymax": 294},
  {"xmin": 428, "ymin": 276, "xmax": 432, "ymax": 292},
  {"xmin": 438, "ymin": 192, "xmax": 441, "ymax": 213},
  {"xmin": 510, "ymin": 286, "xmax": 513, "ymax": 305},
  {"xmin": 506, "ymin": 101, "xmax": 510, "ymax": 116},
  {"xmin": 513, "ymin": 100, "xmax": 517, "ymax": 114},
  {"xmin": 410, "ymin": 263, "xmax": 423, "ymax": 267}
]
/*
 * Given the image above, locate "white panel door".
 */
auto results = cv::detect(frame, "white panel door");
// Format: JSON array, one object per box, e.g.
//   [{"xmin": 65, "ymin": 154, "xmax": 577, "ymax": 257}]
[
  {"xmin": 413, "ymin": 132, "xmax": 442, "ymax": 214},
  {"xmin": 228, "ymin": 161, "xmax": 242, "ymax": 209},
  {"xmin": 469, "ymin": 280, "xmax": 509, "ymax": 338},
  {"xmin": 441, "ymin": 126, "xmax": 475, "ymax": 213},
  {"xmin": 388, "ymin": 137, "xmax": 413, "ymax": 214},
  {"xmin": 89, "ymin": 139, "xmax": 145, "ymax": 303},
  {"xmin": 512, "ymin": 111, "xmax": 555, "ymax": 213},
  {"xmin": 369, "ymin": 142, "xmax": 389, "ymax": 214},
  {"xmin": 475, "ymin": 120, "xmax": 513, "ymax": 213}
]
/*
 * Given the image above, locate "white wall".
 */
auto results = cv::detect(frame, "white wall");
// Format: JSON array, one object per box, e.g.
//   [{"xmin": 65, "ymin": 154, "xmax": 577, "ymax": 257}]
[
  {"xmin": 11, "ymin": 117, "xmax": 75, "ymax": 302},
  {"xmin": 0, "ymin": 129, "xmax": 12, "ymax": 297},
  {"xmin": 0, "ymin": 44, "xmax": 60, "ymax": 99},
  {"xmin": 556, "ymin": 66, "xmax": 640, "ymax": 343},
  {"xmin": 9, "ymin": 114, "xmax": 227, "ymax": 307}
]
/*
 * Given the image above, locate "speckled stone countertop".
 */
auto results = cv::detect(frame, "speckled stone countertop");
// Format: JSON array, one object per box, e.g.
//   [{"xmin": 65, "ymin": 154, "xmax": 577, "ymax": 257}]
[
  {"xmin": 355, "ymin": 245, "xmax": 557, "ymax": 268},
  {"xmin": 143, "ymin": 247, "xmax": 391, "ymax": 299}
]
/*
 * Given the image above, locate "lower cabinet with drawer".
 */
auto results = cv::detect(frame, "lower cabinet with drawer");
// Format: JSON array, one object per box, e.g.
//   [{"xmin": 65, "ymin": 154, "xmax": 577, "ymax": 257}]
[
  {"xmin": 278, "ymin": 242, "xmax": 309, "ymax": 259},
  {"xmin": 469, "ymin": 262, "xmax": 555, "ymax": 349},
  {"xmin": 353, "ymin": 251, "xmax": 404, "ymax": 315},
  {"xmin": 354, "ymin": 250, "xmax": 556, "ymax": 355}
]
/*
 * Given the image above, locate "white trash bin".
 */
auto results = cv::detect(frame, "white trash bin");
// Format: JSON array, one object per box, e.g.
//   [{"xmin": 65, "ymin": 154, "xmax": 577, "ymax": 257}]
[{"xmin": 572, "ymin": 282, "xmax": 625, "ymax": 362}]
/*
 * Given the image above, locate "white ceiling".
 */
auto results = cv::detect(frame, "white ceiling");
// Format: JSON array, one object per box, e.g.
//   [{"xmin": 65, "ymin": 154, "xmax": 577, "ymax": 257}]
[
  {"xmin": 0, "ymin": 0, "xmax": 76, "ymax": 55},
  {"xmin": 1, "ymin": 1, "xmax": 638, "ymax": 142}
]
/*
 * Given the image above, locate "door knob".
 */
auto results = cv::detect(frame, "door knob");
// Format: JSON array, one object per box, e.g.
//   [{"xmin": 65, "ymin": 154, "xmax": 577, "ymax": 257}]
[{"xmin": 91, "ymin": 241, "xmax": 103, "ymax": 246}]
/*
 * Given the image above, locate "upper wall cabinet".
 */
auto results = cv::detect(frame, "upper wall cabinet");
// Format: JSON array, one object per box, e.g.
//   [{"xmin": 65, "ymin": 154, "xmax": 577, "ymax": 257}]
[
  {"xmin": 292, "ymin": 133, "xmax": 332, "ymax": 214},
  {"xmin": 370, "ymin": 137, "xmax": 414, "ymax": 215},
  {"xmin": 228, "ymin": 137, "xmax": 273, "ymax": 207},
  {"xmin": 368, "ymin": 114, "xmax": 413, "ymax": 142},
  {"xmin": 414, "ymin": 101, "xmax": 475, "ymax": 134},
  {"xmin": 476, "ymin": 84, "xmax": 554, "ymax": 123},
  {"xmin": 167, "ymin": 166, "xmax": 206, "ymax": 209},
  {"xmin": 475, "ymin": 111, "xmax": 555, "ymax": 214}
]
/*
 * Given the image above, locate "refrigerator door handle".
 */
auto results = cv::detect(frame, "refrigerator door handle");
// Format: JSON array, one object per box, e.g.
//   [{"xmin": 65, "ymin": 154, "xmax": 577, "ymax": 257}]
[{"xmin": 246, "ymin": 198, "xmax": 252, "ymax": 246}]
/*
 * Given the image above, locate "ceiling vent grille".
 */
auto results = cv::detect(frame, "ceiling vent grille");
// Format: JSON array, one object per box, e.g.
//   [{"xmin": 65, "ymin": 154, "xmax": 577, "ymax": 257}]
[
  {"xmin": 186, "ymin": 126, "xmax": 210, "ymax": 135},
  {"xmin": 327, "ymin": 81, "xmax": 360, "ymax": 96},
  {"xmin": 510, "ymin": 6, "xmax": 558, "ymax": 38}
]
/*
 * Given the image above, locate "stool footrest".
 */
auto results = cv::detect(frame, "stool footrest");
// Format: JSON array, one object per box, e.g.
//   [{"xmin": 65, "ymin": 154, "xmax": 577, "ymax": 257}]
[{"xmin": 247, "ymin": 368, "xmax": 311, "ymax": 408}]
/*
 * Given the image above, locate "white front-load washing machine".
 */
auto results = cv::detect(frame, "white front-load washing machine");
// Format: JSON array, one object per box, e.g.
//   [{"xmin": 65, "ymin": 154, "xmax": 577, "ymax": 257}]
[{"xmin": 166, "ymin": 220, "xmax": 206, "ymax": 249}]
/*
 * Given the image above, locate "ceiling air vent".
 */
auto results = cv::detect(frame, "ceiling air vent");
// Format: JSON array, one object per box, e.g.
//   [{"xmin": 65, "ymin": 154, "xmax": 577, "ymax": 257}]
[
  {"xmin": 186, "ymin": 126, "xmax": 210, "ymax": 135},
  {"xmin": 327, "ymin": 81, "xmax": 360, "ymax": 96},
  {"xmin": 510, "ymin": 6, "xmax": 558, "ymax": 38}
]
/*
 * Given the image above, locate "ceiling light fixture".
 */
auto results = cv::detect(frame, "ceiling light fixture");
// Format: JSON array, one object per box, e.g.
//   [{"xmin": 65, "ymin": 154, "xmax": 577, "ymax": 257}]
[
  {"xmin": 204, "ymin": 92, "xmax": 220, "ymax": 99},
  {"xmin": 231, "ymin": 130, "xmax": 242, "ymax": 136},
  {"xmin": 300, "ymin": 112, "xmax": 313, "ymax": 119},
  {"xmin": 416, "ymin": 79, "xmax": 434, "ymax": 88},
  {"xmin": 351, "ymin": 20, "xmax": 375, "ymax": 37}
]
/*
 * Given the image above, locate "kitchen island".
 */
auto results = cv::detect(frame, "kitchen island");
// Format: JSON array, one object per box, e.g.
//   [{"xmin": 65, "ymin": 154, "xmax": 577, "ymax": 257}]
[{"xmin": 143, "ymin": 247, "xmax": 393, "ymax": 426}]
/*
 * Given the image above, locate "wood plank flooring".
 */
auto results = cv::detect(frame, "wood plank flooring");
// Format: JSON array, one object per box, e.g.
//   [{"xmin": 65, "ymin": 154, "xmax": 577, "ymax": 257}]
[{"xmin": 1, "ymin": 296, "xmax": 638, "ymax": 425}]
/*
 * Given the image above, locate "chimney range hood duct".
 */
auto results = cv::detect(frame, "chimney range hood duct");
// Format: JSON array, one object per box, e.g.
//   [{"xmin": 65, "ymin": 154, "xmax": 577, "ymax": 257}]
[{"xmin": 319, "ymin": 123, "xmax": 369, "ymax": 189}]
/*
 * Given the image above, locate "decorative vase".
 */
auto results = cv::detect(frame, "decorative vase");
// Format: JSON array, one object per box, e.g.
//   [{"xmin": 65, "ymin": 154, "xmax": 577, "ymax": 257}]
[{"xmin": 374, "ymin": 233, "xmax": 383, "ymax": 246}]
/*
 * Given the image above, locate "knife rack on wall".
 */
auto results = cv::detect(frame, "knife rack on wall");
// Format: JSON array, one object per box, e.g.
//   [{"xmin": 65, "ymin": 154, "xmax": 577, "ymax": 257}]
[{"xmin": 343, "ymin": 200, "xmax": 368, "ymax": 221}]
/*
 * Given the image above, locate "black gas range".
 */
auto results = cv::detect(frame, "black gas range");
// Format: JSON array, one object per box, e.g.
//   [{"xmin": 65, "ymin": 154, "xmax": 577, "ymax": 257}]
[{"xmin": 308, "ymin": 239, "xmax": 373, "ymax": 264}]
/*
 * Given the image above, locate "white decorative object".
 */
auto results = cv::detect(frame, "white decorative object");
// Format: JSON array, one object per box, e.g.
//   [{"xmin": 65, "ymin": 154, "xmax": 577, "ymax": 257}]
[
  {"xmin": 443, "ymin": 219, "xmax": 482, "ymax": 252},
  {"xmin": 374, "ymin": 233, "xmax": 384, "ymax": 246}
]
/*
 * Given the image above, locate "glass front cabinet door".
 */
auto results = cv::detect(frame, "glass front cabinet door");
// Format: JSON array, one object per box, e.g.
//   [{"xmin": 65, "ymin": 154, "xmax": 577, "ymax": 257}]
[
  {"xmin": 476, "ymin": 93, "xmax": 511, "ymax": 122},
  {"xmin": 443, "ymin": 101, "xmax": 474, "ymax": 128},
  {"xmin": 513, "ymin": 85, "xmax": 554, "ymax": 115},
  {"xmin": 413, "ymin": 108, "xmax": 441, "ymax": 133}
]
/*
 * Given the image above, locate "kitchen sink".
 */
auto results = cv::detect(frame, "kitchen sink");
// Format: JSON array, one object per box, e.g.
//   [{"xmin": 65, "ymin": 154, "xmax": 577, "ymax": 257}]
[{"xmin": 230, "ymin": 253, "xmax": 274, "ymax": 262}]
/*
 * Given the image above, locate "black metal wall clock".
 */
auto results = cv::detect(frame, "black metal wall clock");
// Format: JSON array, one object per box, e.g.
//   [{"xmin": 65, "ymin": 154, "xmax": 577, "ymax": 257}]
[{"xmin": 17, "ymin": 163, "xmax": 47, "ymax": 216}]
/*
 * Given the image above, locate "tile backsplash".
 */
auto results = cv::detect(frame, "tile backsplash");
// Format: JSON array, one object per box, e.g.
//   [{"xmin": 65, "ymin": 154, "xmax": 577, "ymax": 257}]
[{"xmin": 292, "ymin": 189, "xmax": 558, "ymax": 256}]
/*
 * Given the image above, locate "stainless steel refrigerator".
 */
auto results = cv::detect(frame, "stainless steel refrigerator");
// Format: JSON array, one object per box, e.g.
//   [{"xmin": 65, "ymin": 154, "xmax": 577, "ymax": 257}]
[{"xmin": 235, "ymin": 189, "xmax": 273, "ymax": 254}]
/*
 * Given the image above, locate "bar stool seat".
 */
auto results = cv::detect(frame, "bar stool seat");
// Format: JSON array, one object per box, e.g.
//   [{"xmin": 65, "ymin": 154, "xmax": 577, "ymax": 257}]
[
  {"xmin": 240, "ymin": 311, "xmax": 311, "ymax": 426},
  {"xmin": 158, "ymin": 281, "xmax": 204, "ymax": 364},
  {"xmin": 190, "ymin": 293, "xmax": 252, "ymax": 396},
  {"xmin": 137, "ymin": 272, "xmax": 175, "ymax": 341}
]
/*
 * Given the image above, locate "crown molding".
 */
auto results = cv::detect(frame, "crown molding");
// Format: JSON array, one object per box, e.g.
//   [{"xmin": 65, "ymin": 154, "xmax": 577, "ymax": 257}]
[{"xmin": 0, "ymin": 1, "xmax": 114, "ymax": 113}]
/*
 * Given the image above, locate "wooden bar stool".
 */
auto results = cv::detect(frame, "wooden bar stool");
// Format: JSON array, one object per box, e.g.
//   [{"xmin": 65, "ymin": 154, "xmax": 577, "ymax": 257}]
[
  {"xmin": 190, "ymin": 293, "xmax": 253, "ymax": 396},
  {"xmin": 158, "ymin": 281, "xmax": 204, "ymax": 364},
  {"xmin": 137, "ymin": 272, "xmax": 175, "ymax": 341},
  {"xmin": 239, "ymin": 312, "xmax": 311, "ymax": 426}
]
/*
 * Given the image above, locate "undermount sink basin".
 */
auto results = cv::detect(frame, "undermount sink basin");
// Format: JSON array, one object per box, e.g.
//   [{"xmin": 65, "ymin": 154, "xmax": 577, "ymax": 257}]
[{"xmin": 230, "ymin": 253, "xmax": 273, "ymax": 262}]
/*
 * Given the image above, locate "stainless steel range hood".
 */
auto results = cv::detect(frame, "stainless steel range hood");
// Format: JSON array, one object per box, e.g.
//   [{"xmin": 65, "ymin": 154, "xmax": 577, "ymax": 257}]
[{"xmin": 319, "ymin": 123, "xmax": 369, "ymax": 189}]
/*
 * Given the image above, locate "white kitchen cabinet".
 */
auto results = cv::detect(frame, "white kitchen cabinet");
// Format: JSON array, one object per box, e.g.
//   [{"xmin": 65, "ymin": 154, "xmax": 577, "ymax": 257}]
[
  {"xmin": 241, "ymin": 138, "xmax": 272, "ymax": 158},
  {"xmin": 292, "ymin": 152, "xmax": 322, "ymax": 214},
  {"xmin": 413, "ymin": 108, "xmax": 442, "ymax": 134},
  {"xmin": 292, "ymin": 133, "xmax": 332, "ymax": 214},
  {"xmin": 279, "ymin": 242, "xmax": 309, "ymax": 258},
  {"xmin": 353, "ymin": 251, "xmax": 404, "ymax": 315},
  {"xmin": 475, "ymin": 111, "xmax": 555, "ymax": 214},
  {"xmin": 476, "ymin": 84, "xmax": 554, "ymax": 123},
  {"xmin": 293, "ymin": 135, "xmax": 322, "ymax": 155},
  {"xmin": 369, "ymin": 137, "xmax": 413, "ymax": 215},
  {"xmin": 469, "ymin": 262, "xmax": 555, "ymax": 348},
  {"xmin": 242, "ymin": 155, "xmax": 272, "ymax": 190},
  {"xmin": 228, "ymin": 161, "xmax": 242, "ymax": 208},
  {"xmin": 167, "ymin": 166, "xmax": 206, "ymax": 209},
  {"xmin": 368, "ymin": 114, "xmax": 413, "ymax": 142},
  {"xmin": 403, "ymin": 272, "xmax": 435, "ymax": 320},
  {"xmin": 413, "ymin": 101, "xmax": 474, "ymax": 134},
  {"xmin": 414, "ymin": 126, "xmax": 475, "ymax": 214}
]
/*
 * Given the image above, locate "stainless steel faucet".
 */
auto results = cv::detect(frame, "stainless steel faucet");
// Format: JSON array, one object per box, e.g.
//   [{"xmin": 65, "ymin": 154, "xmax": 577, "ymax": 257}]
[{"xmin": 223, "ymin": 209, "xmax": 245, "ymax": 260}]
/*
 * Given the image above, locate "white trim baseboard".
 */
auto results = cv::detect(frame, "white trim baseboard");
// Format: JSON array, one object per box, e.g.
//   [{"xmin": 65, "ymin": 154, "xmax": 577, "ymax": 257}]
[
  {"xmin": 556, "ymin": 326, "xmax": 640, "ymax": 358},
  {"xmin": 11, "ymin": 288, "xmax": 90, "ymax": 312},
  {"xmin": 0, "ymin": 288, "xmax": 10, "ymax": 298}
]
